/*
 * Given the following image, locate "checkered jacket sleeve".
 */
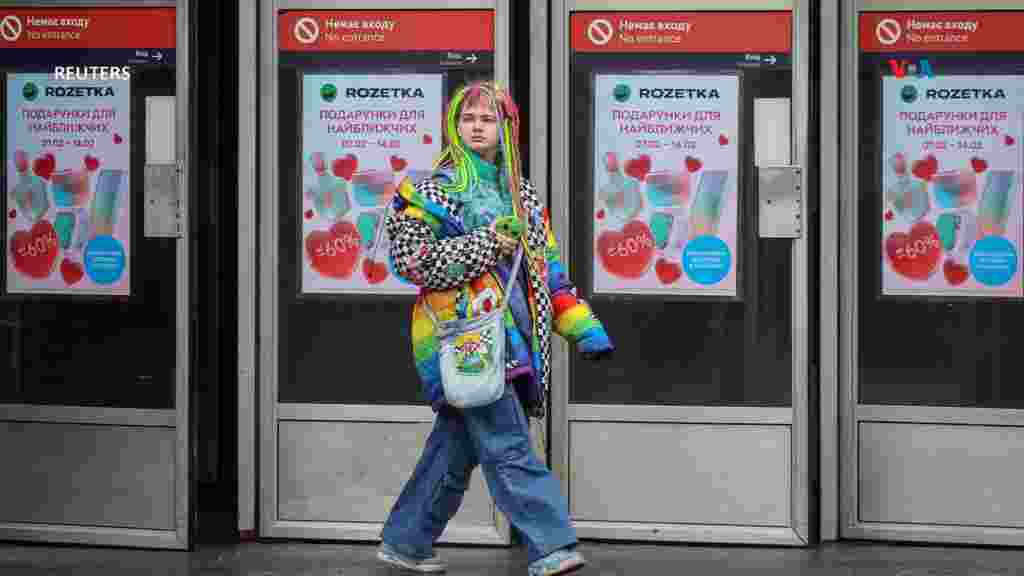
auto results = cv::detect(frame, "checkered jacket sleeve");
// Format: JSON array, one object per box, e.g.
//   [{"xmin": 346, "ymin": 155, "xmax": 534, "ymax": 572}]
[{"xmin": 385, "ymin": 186, "xmax": 502, "ymax": 292}]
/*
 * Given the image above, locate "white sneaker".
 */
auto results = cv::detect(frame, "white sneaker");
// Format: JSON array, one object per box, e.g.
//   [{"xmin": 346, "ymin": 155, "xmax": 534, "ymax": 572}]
[{"xmin": 377, "ymin": 543, "xmax": 447, "ymax": 573}]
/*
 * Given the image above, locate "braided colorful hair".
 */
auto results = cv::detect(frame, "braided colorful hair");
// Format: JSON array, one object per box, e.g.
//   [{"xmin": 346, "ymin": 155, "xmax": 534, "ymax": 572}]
[
  {"xmin": 435, "ymin": 80, "xmax": 523, "ymax": 218},
  {"xmin": 435, "ymin": 80, "xmax": 544, "ymax": 319}
]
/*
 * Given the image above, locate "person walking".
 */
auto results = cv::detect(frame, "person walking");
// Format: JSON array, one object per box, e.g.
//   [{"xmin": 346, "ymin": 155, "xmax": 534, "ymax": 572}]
[{"xmin": 377, "ymin": 80, "xmax": 614, "ymax": 575}]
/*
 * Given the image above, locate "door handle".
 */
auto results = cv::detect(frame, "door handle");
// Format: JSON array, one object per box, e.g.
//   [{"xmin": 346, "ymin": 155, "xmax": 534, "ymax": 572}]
[{"xmin": 757, "ymin": 165, "xmax": 802, "ymax": 239}]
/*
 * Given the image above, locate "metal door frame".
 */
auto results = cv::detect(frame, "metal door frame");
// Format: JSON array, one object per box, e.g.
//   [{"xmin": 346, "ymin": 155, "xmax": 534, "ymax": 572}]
[
  {"xmin": 550, "ymin": 0, "xmax": 811, "ymax": 545},
  {"xmin": 0, "ymin": 0, "xmax": 190, "ymax": 550},
  {"xmin": 257, "ymin": 0, "xmax": 515, "ymax": 544},
  {"xmin": 840, "ymin": 0, "xmax": 1024, "ymax": 546}
]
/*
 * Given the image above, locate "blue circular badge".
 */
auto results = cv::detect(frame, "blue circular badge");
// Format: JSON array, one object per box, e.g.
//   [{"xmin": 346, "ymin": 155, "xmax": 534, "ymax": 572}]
[
  {"xmin": 84, "ymin": 235, "xmax": 126, "ymax": 285},
  {"xmin": 970, "ymin": 236, "xmax": 1018, "ymax": 287},
  {"xmin": 682, "ymin": 235, "xmax": 731, "ymax": 286}
]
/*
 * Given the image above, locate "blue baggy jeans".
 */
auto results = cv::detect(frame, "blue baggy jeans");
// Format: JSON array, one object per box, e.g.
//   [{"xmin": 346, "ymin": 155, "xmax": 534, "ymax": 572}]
[{"xmin": 380, "ymin": 385, "xmax": 577, "ymax": 564}]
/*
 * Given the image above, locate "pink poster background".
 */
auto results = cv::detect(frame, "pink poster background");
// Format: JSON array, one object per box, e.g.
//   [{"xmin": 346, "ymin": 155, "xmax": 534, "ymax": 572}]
[
  {"xmin": 881, "ymin": 75, "xmax": 1023, "ymax": 298},
  {"xmin": 300, "ymin": 73, "xmax": 441, "ymax": 294},
  {"xmin": 6, "ymin": 73, "xmax": 131, "ymax": 296},
  {"xmin": 591, "ymin": 73, "xmax": 739, "ymax": 296}
]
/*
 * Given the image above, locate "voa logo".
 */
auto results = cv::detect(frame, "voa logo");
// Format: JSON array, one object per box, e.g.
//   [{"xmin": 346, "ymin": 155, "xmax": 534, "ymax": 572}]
[{"xmin": 888, "ymin": 58, "xmax": 933, "ymax": 79}]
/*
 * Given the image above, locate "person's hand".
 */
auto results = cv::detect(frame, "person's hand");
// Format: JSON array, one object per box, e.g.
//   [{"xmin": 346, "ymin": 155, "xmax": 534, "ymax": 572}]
[
  {"xmin": 495, "ymin": 233, "xmax": 518, "ymax": 257},
  {"xmin": 492, "ymin": 215, "xmax": 522, "ymax": 257}
]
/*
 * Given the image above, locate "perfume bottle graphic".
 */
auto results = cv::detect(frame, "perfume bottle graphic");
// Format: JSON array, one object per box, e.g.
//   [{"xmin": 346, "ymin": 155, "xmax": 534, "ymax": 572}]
[
  {"xmin": 90, "ymin": 169, "xmax": 125, "ymax": 237},
  {"xmin": 308, "ymin": 153, "xmax": 352, "ymax": 221},
  {"xmin": 977, "ymin": 169, "xmax": 1015, "ymax": 238},
  {"xmin": 936, "ymin": 210, "xmax": 977, "ymax": 258},
  {"xmin": 932, "ymin": 169, "xmax": 978, "ymax": 209},
  {"xmin": 11, "ymin": 171, "xmax": 49, "ymax": 222},
  {"xmin": 599, "ymin": 153, "xmax": 643, "ymax": 228},
  {"xmin": 688, "ymin": 170, "xmax": 728, "ymax": 238},
  {"xmin": 645, "ymin": 170, "xmax": 690, "ymax": 209},
  {"xmin": 51, "ymin": 169, "xmax": 91, "ymax": 208},
  {"xmin": 352, "ymin": 170, "xmax": 395, "ymax": 208},
  {"xmin": 887, "ymin": 174, "xmax": 929, "ymax": 222}
]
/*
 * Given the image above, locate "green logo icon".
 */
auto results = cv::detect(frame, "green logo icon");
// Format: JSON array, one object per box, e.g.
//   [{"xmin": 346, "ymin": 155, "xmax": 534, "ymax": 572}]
[
  {"xmin": 900, "ymin": 85, "xmax": 918, "ymax": 104},
  {"xmin": 613, "ymin": 84, "xmax": 631, "ymax": 103},
  {"xmin": 22, "ymin": 82, "xmax": 38, "ymax": 101},
  {"xmin": 321, "ymin": 83, "xmax": 337, "ymax": 102}
]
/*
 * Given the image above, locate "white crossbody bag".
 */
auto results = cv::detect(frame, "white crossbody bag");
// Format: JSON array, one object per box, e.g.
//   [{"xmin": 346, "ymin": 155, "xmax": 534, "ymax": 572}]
[{"xmin": 422, "ymin": 247, "xmax": 524, "ymax": 409}]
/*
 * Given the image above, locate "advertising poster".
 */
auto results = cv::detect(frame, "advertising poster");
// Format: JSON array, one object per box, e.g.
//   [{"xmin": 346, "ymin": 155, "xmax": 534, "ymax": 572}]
[
  {"xmin": 301, "ymin": 73, "xmax": 441, "ymax": 294},
  {"xmin": 881, "ymin": 75, "xmax": 1023, "ymax": 298},
  {"xmin": 6, "ymin": 73, "xmax": 131, "ymax": 295},
  {"xmin": 592, "ymin": 73, "xmax": 739, "ymax": 296}
]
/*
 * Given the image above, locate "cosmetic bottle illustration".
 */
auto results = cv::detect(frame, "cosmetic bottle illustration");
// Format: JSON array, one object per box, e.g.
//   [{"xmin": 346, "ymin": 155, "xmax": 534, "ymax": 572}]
[
  {"xmin": 688, "ymin": 170, "xmax": 728, "ymax": 238},
  {"xmin": 977, "ymin": 169, "xmax": 1015, "ymax": 238},
  {"xmin": 599, "ymin": 152, "xmax": 643, "ymax": 228},
  {"xmin": 646, "ymin": 170, "xmax": 689, "ymax": 209},
  {"xmin": 308, "ymin": 152, "xmax": 352, "ymax": 221},
  {"xmin": 933, "ymin": 169, "xmax": 978, "ymax": 209},
  {"xmin": 90, "ymin": 169, "xmax": 125, "ymax": 238}
]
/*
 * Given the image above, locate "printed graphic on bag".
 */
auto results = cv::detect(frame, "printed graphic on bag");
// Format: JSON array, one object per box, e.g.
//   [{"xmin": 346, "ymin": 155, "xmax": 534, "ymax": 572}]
[{"xmin": 453, "ymin": 327, "xmax": 495, "ymax": 375}]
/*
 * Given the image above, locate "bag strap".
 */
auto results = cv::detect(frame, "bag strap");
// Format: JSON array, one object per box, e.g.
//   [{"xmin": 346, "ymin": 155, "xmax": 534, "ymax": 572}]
[{"xmin": 421, "ymin": 246, "xmax": 524, "ymax": 328}]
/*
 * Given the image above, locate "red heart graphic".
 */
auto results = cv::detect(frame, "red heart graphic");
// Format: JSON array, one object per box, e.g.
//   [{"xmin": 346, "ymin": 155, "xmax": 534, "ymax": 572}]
[
  {"xmin": 718, "ymin": 134, "xmax": 729, "ymax": 146},
  {"xmin": 943, "ymin": 259, "xmax": 969, "ymax": 286},
  {"xmin": 332, "ymin": 155, "xmax": 358, "ymax": 180},
  {"xmin": 390, "ymin": 155, "xmax": 408, "ymax": 172},
  {"xmin": 10, "ymin": 220, "xmax": 59, "ymax": 279},
  {"xmin": 8, "ymin": 209, "xmax": 16, "ymax": 220},
  {"xmin": 597, "ymin": 220, "xmax": 655, "ymax": 279},
  {"xmin": 304, "ymin": 210, "xmax": 314, "ymax": 220},
  {"xmin": 60, "ymin": 258, "xmax": 84, "ymax": 285},
  {"xmin": 604, "ymin": 152, "xmax": 619, "ymax": 172},
  {"xmin": 911, "ymin": 155, "xmax": 938, "ymax": 181},
  {"xmin": 595, "ymin": 209, "xmax": 605, "ymax": 220},
  {"xmin": 362, "ymin": 258, "xmax": 388, "ymax": 284},
  {"xmin": 685, "ymin": 156, "xmax": 703, "ymax": 173},
  {"xmin": 623, "ymin": 155, "xmax": 651, "ymax": 182},
  {"xmin": 885, "ymin": 221, "xmax": 941, "ymax": 281},
  {"xmin": 655, "ymin": 258, "xmax": 682, "ymax": 284},
  {"xmin": 305, "ymin": 221, "xmax": 361, "ymax": 278},
  {"xmin": 15, "ymin": 150, "xmax": 28, "ymax": 173},
  {"xmin": 32, "ymin": 153, "xmax": 56, "ymax": 181},
  {"xmin": 423, "ymin": 134, "xmax": 433, "ymax": 145},
  {"xmin": 970, "ymin": 157, "xmax": 988, "ymax": 174},
  {"xmin": 84, "ymin": 155, "xmax": 100, "ymax": 172},
  {"xmin": 884, "ymin": 210, "xmax": 894, "ymax": 221},
  {"xmin": 113, "ymin": 133, "xmax": 123, "ymax": 144},
  {"xmin": 1006, "ymin": 135, "xmax": 1016, "ymax": 146}
]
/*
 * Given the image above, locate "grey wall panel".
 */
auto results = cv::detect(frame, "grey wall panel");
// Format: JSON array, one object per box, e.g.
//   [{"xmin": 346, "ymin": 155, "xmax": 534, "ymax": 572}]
[
  {"xmin": 278, "ymin": 421, "xmax": 494, "ymax": 527},
  {"xmin": 0, "ymin": 422, "xmax": 175, "ymax": 531},
  {"xmin": 860, "ymin": 422, "xmax": 1024, "ymax": 528},
  {"xmin": 569, "ymin": 422, "xmax": 790, "ymax": 526}
]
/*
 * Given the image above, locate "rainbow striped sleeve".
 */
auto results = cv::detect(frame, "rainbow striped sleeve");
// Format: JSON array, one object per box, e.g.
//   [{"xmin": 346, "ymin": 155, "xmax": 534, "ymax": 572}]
[{"xmin": 539, "ymin": 207, "xmax": 608, "ymax": 344}]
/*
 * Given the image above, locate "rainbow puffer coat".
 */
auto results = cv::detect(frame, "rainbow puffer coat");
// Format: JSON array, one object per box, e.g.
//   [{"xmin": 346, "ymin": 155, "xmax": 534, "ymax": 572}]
[{"xmin": 385, "ymin": 169, "xmax": 613, "ymax": 418}]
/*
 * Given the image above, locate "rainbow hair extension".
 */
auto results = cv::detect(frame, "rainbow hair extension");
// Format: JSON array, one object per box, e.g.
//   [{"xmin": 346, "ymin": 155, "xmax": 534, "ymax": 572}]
[{"xmin": 435, "ymin": 81, "xmax": 546, "ymax": 333}]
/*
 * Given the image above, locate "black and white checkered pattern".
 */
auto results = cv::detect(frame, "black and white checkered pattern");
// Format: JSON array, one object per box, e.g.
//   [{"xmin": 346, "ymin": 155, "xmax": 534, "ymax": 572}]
[
  {"xmin": 386, "ymin": 174, "xmax": 565, "ymax": 419},
  {"xmin": 414, "ymin": 178, "xmax": 463, "ymax": 222},
  {"xmin": 385, "ymin": 180, "xmax": 501, "ymax": 291},
  {"xmin": 518, "ymin": 180, "xmax": 554, "ymax": 417}
]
